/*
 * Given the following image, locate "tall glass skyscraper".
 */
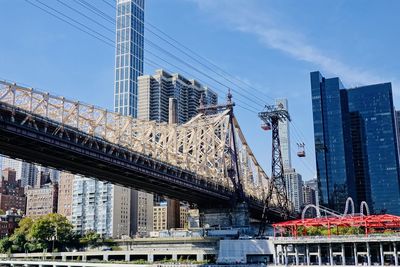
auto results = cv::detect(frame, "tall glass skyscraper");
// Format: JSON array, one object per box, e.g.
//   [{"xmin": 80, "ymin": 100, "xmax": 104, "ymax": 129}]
[
  {"xmin": 114, "ymin": 0, "xmax": 153, "ymax": 236},
  {"xmin": 347, "ymin": 84, "xmax": 400, "ymax": 214},
  {"xmin": 311, "ymin": 72, "xmax": 356, "ymax": 212},
  {"xmin": 114, "ymin": 0, "xmax": 144, "ymax": 117},
  {"xmin": 311, "ymin": 71, "xmax": 400, "ymax": 215}
]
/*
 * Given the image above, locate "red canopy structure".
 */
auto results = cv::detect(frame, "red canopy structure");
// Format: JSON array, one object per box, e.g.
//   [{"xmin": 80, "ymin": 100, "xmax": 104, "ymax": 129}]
[{"xmin": 273, "ymin": 214, "xmax": 400, "ymax": 238}]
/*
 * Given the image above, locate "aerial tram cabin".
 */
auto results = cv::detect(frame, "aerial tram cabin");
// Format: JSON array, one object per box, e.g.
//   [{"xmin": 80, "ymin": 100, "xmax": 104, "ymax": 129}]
[
  {"xmin": 260, "ymin": 122, "xmax": 306, "ymax": 157},
  {"xmin": 297, "ymin": 142, "xmax": 305, "ymax": 157},
  {"xmin": 261, "ymin": 123, "xmax": 271, "ymax": 131}
]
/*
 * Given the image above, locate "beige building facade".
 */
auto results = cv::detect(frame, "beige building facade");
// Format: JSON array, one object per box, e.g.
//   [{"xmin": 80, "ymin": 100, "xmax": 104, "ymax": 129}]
[
  {"xmin": 57, "ymin": 172, "xmax": 74, "ymax": 220},
  {"xmin": 153, "ymin": 205, "xmax": 167, "ymax": 231},
  {"xmin": 131, "ymin": 190, "xmax": 153, "ymax": 236},
  {"xmin": 112, "ymin": 185, "xmax": 131, "ymax": 238},
  {"xmin": 26, "ymin": 182, "xmax": 58, "ymax": 218},
  {"xmin": 179, "ymin": 205, "xmax": 189, "ymax": 228}
]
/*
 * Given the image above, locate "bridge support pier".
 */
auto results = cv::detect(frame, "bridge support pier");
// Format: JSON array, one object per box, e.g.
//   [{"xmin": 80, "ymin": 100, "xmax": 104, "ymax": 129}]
[{"xmin": 200, "ymin": 202, "xmax": 249, "ymax": 229}]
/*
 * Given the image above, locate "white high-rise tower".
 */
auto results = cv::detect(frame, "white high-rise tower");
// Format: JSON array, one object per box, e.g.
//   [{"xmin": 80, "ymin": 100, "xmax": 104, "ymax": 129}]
[
  {"xmin": 276, "ymin": 99, "xmax": 291, "ymax": 171},
  {"xmin": 276, "ymin": 98, "xmax": 303, "ymax": 212}
]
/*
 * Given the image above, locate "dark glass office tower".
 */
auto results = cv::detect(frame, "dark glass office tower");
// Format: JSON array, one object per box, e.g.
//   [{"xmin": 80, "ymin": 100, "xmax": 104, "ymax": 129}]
[
  {"xmin": 311, "ymin": 71, "xmax": 400, "ymax": 215},
  {"xmin": 347, "ymin": 84, "xmax": 400, "ymax": 214},
  {"xmin": 311, "ymin": 72, "xmax": 356, "ymax": 212}
]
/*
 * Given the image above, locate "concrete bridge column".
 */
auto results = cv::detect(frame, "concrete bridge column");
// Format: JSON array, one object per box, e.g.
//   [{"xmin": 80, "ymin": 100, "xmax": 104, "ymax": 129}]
[
  {"xmin": 103, "ymin": 254, "xmax": 109, "ymax": 261},
  {"xmin": 329, "ymin": 243, "xmax": 333, "ymax": 266},
  {"xmin": 278, "ymin": 245, "xmax": 282, "ymax": 264},
  {"xmin": 394, "ymin": 242, "xmax": 398, "ymax": 266},
  {"xmin": 273, "ymin": 244, "xmax": 278, "ymax": 265},
  {"xmin": 200, "ymin": 202, "xmax": 249, "ymax": 228},
  {"xmin": 380, "ymin": 243, "xmax": 384, "ymax": 266},
  {"xmin": 196, "ymin": 253, "xmax": 204, "ymax": 262},
  {"xmin": 294, "ymin": 245, "xmax": 299, "ymax": 265},
  {"xmin": 353, "ymin": 243, "xmax": 358, "ymax": 265},
  {"xmin": 148, "ymin": 254, "xmax": 154, "ymax": 263},
  {"xmin": 306, "ymin": 244, "xmax": 310, "ymax": 266},
  {"xmin": 353, "ymin": 243, "xmax": 358, "ymax": 266},
  {"xmin": 284, "ymin": 245, "xmax": 288, "ymax": 265},
  {"xmin": 366, "ymin": 242, "xmax": 371, "ymax": 266},
  {"xmin": 276, "ymin": 245, "xmax": 281, "ymax": 265},
  {"xmin": 341, "ymin": 243, "xmax": 345, "ymax": 266},
  {"xmin": 82, "ymin": 255, "xmax": 87, "ymax": 262},
  {"xmin": 125, "ymin": 253, "xmax": 130, "ymax": 262},
  {"xmin": 62, "ymin": 254, "xmax": 67, "ymax": 261},
  {"xmin": 317, "ymin": 244, "xmax": 322, "ymax": 266},
  {"xmin": 172, "ymin": 254, "xmax": 178, "ymax": 261}
]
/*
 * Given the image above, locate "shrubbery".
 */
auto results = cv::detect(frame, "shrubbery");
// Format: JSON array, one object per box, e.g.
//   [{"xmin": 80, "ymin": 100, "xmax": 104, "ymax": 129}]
[{"xmin": 294, "ymin": 225, "xmax": 364, "ymax": 236}]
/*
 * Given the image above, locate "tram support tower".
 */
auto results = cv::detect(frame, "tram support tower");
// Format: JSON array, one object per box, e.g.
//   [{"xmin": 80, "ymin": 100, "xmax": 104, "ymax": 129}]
[{"xmin": 258, "ymin": 104, "xmax": 291, "ymax": 235}]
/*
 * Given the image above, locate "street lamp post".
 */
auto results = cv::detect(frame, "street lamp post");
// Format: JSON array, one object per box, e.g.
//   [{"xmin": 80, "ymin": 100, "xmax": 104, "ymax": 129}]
[{"xmin": 52, "ymin": 223, "xmax": 58, "ymax": 252}]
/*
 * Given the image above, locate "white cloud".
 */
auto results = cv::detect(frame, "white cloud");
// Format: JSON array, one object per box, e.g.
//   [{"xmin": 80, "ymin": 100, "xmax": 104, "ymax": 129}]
[{"xmin": 189, "ymin": 0, "xmax": 390, "ymax": 89}]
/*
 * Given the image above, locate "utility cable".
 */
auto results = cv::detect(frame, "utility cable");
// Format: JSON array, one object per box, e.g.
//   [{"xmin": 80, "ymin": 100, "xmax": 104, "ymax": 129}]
[
  {"xmin": 86, "ymin": 0, "xmax": 270, "ymax": 108},
  {"xmin": 24, "ymin": 0, "xmax": 260, "ymax": 115},
  {"xmin": 30, "ymin": 0, "xmax": 263, "ymax": 112},
  {"xmin": 56, "ymin": 0, "xmax": 114, "ymax": 34}
]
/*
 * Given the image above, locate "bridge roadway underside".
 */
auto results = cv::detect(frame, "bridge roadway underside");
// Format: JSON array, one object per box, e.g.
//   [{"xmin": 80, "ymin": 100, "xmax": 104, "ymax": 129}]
[{"xmin": 0, "ymin": 104, "xmax": 282, "ymax": 222}]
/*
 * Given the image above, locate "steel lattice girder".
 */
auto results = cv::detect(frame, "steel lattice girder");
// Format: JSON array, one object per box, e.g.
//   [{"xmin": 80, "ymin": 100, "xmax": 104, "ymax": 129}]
[{"xmin": 0, "ymin": 81, "xmax": 282, "ymax": 206}]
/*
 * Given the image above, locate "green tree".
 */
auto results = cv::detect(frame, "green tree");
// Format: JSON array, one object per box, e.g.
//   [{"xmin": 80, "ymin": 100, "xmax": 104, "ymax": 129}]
[
  {"xmin": 13, "ymin": 217, "xmax": 33, "ymax": 236},
  {"xmin": 29, "ymin": 213, "xmax": 74, "ymax": 252},
  {"xmin": 30, "ymin": 217, "xmax": 53, "ymax": 242},
  {"xmin": 9, "ymin": 217, "xmax": 33, "ymax": 253},
  {"xmin": 64, "ymin": 232, "xmax": 80, "ymax": 250},
  {"xmin": 10, "ymin": 232, "xmax": 27, "ymax": 253},
  {"xmin": 23, "ymin": 241, "xmax": 39, "ymax": 253},
  {"xmin": 9, "ymin": 214, "xmax": 75, "ymax": 253},
  {"xmin": 0, "ymin": 237, "xmax": 12, "ymax": 253},
  {"xmin": 80, "ymin": 231, "xmax": 102, "ymax": 248},
  {"xmin": 0, "ymin": 209, "xmax": 5, "ymax": 215},
  {"xmin": 345, "ymin": 226, "xmax": 361, "ymax": 235},
  {"xmin": 306, "ymin": 226, "xmax": 324, "ymax": 236}
]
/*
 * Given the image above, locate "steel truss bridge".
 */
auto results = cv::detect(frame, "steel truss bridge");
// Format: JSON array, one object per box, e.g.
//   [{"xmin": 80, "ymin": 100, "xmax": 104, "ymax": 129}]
[{"xmin": 0, "ymin": 81, "xmax": 286, "ymax": 221}]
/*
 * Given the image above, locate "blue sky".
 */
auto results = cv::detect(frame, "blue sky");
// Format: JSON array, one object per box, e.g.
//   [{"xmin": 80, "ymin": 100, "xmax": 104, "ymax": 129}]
[{"xmin": 1, "ymin": 0, "xmax": 400, "ymax": 181}]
